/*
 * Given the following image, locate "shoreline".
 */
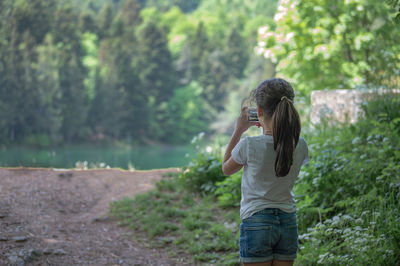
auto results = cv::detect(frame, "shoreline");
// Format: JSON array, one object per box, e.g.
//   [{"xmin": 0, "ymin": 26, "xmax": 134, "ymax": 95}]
[{"xmin": 0, "ymin": 166, "xmax": 182, "ymax": 173}]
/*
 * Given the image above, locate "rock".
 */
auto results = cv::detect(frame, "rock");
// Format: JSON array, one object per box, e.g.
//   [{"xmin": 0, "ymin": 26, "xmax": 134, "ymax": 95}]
[
  {"xmin": 53, "ymin": 249, "xmax": 67, "ymax": 255},
  {"xmin": 42, "ymin": 248, "xmax": 53, "ymax": 255},
  {"xmin": 310, "ymin": 89, "xmax": 399, "ymax": 125},
  {"xmin": 0, "ymin": 235, "xmax": 8, "ymax": 241},
  {"xmin": 0, "ymin": 213, "xmax": 6, "ymax": 218},
  {"xmin": 92, "ymin": 215, "xmax": 109, "ymax": 223},
  {"xmin": 29, "ymin": 249, "xmax": 44, "ymax": 259},
  {"xmin": 18, "ymin": 249, "xmax": 32, "ymax": 261},
  {"xmin": 58, "ymin": 172, "xmax": 73, "ymax": 179},
  {"xmin": 8, "ymin": 255, "xmax": 25, "ymax": 266},
  {"xmin": 11, "ymin": 249, "xmax": 42, "ymax": 265},
  {"xmin": 12, "ymin": 236, "xmax": 28, "ymax": 242}
]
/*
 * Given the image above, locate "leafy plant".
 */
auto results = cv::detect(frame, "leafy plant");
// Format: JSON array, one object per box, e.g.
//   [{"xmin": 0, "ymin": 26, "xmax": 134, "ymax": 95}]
[
  {"xmin": 294, "ymin": 92, "xmax": 400, "ymax": 264},
  {"xmin": 179, "ymin": 133, "xmax": 226, "ymax": 193},
  {"xmin": 256, "ymin": 0, "xmax": 400, "ymax": 94},
  {"xmin": 214, "ymin": 171, "xmax": 242, "ymax": 208}
]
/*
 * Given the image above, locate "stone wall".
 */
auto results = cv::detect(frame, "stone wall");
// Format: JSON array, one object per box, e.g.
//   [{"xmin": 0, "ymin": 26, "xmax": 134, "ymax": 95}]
[{"xmin": 310, "ymin": 89, "xmax": 399, "ymax": 124}]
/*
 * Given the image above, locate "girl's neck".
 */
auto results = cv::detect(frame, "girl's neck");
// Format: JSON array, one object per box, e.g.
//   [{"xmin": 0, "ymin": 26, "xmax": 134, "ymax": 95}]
[
  {"xmin": 260, "ymin": 117, "xmax": 273, "ymax": 136},
  {"xmin": 263, "ymin": 128, "xmax": 273, "ymax": 136}
]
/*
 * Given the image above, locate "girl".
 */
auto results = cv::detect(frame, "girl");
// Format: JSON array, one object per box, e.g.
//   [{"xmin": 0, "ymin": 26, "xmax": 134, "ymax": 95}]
[{"xmin": 222, "ymin": 78, "xmax": 309, "ymax": 266}]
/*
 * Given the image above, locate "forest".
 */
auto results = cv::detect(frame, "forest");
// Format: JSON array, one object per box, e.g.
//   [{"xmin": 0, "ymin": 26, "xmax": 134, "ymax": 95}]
[
  {"xmin": 0, "ymin": 0, "xmax": 279, "ymax": 147},
  {"xmin": 2, "ymin": 0, "xmax": 399, "ymax": 148},
  {"xmin": 1, "ymin": 0, "xmax": 400, "ymax": 264}
]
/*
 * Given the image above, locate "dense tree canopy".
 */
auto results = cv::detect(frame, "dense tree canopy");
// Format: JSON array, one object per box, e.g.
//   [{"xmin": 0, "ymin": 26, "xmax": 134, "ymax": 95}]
[
  {"xmin": 4, "ymin": 0, "xmax": 396, "ymax": 147},
  {"xmin": 0, "ymin": 0, "xmax": 277, "ymax": 146}
]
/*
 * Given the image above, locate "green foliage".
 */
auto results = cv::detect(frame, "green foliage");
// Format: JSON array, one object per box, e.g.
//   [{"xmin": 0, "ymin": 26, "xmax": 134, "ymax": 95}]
[
  {"xmin": 257, "ymin": 0, "xmax": 400, "ymax": 94},
  {"xmin": 361, "ymin": 91, "xmax": 400, "ymax": 131},
  {"xmin": 0, "ymin": 0, "xmax": 278, "ymax": 146},
  {"xmin": 35, "ymin": 33, "xmax": 63, "ymax": 143},
  {"xmin": 214, "ymin": 171, "xmax": 242, "ymax": 208},
  {"xmin": 81, "ymin": 32, "xmax": 98, "ymax": 101},
  {"xmin": 161, "ymin": 82, "xmax": 210, "ymax": 143},
  {"xmin": 179, "ymin": 133, "xmax": 226, "ymax": 193},
  {"xmin": 224, "ymin": 22, "xmax": 249, "ymax": 79},
  {"xmin": 298, "ymin": 211, "xmax": 398, "ymax": 265},
  {"xmin": 294, "ymin": 93, "xmax": 400, "ymax": 264},
  {"xmin": 187, "ymin": 21, "xmax": 209, "ymax": 81},
  {"xmin": 178, "ymin": 133, "xmax": 243, "ymax": 208},
  {"xmin": 140, "ymin": 0, "xmax": 200, "ymax": 13},
  {"xmin": 98, "ymin": 3, "xmax": 113, "ymax": 37},
  {"xmin": 386, "ymin": 0, "xmax": 400, "ymax": 23}
]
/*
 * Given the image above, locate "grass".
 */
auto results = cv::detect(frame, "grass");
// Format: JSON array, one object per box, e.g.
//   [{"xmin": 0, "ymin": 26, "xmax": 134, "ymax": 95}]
[{"xmin": 109, "ymin": 172, "xmax": 241, "ymax": 265}]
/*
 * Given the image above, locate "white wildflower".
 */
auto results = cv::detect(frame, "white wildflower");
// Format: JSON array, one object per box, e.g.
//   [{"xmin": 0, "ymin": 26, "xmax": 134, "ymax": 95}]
[
  {"xmin": 274, "ymin": 12, "xmax": 284, "ymax": 22},
  {"xmin": 312, "ymin": 28, "xmax": 321, "ymax": 34},
  {"xmin": 258, "ymin": 26, "xmax": 269, "ymax": 35},
  {"xmin": 285, "ymin": 32, "xmax": 295, "ymax": 41},
  {"xmin": 315, "ymin": 45, "xmax": 328, "ymax": 54}
]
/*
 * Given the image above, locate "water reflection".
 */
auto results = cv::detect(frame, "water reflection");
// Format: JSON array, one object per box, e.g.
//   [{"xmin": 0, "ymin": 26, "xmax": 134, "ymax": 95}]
[{"xmin": 0, "ymin": 145, "xmax": 195, "ymax": 170}]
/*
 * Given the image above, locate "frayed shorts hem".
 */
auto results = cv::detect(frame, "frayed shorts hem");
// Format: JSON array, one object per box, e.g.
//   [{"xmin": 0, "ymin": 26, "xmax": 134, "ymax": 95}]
[
  {"xmin": 239, "ymin": 253, "xmax": 296, "ymax": 263},
  {"xmin": 274, "ymin": 253, "xmax": 297, "ymax": 260},
  {"xmin": 239, "ymin": 256, "xmax": 273, "ymax": 263}
]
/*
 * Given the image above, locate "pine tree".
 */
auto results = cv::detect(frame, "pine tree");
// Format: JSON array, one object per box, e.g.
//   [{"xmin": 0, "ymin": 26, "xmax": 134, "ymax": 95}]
[
  {"xmin": 133, "ymin": 19, "xmax": 177, "ymax": 140},
  {"xmin": 224, "ymin": 22, "xmax": 249, "ymax": 78},
  {"xmin": 188, "ymin": 21, "xmax": 208, "ymax": 81},
  {"xmin": 120, "ymin": 0, "xmax": 142, "ymax": 26},
  {"xmin": 35, "ymin": 34, "xmax": 63, "ymax": 143},
  {"xmin": 79, "ymin": 12, "xmax": 98, "ymax": 34},
  {"xmin": 198, "ymin": 49, "xmax": 230, "ymax": 111},
  {"xmin": 135, "ymin": 20, "xmax": 177, "ymax": 104},
  {"xmin": 53, "ymin": 5, "xmax": 89, "ymax": 143},
  {"xmin": 98, "ymin": 4, "xmax": 114, "ymax": 39}
]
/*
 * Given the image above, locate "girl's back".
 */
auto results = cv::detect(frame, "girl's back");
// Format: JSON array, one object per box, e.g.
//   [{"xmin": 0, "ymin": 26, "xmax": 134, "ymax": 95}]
[
  {"xmin": 232, "ymin": 134, "xmax": 308, "ymax": 220},
  {"xmin": 222, "ymin": 78, "xmax": 309, "ymax": 265}
]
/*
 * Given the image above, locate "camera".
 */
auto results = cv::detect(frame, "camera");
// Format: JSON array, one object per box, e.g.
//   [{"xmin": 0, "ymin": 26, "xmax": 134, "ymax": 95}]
[{"xmin": 247, "ymin": 107, "xmax": 258, "ymax": 122}]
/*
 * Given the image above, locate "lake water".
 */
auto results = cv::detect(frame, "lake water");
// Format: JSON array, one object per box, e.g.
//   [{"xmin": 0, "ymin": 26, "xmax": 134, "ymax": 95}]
[{"xmin": 0, "ymin": 144, "xmax": 195, "ymax": 170}]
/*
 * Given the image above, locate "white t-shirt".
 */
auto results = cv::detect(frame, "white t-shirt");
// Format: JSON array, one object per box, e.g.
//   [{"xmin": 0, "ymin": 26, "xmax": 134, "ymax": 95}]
[{"xmin": 231, "ymin": 134, "xmax": 309, "ymax": 220}]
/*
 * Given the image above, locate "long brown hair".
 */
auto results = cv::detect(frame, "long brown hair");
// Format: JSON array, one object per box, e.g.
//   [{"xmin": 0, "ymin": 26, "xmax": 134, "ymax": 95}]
[{"xmin": 251, "ymin": 78, "xmax": 301, "ymax": 177}]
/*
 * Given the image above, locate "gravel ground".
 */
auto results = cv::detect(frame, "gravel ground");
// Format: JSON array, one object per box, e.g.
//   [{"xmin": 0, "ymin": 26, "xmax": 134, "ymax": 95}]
[{"xmin": 0, "ymin": 167, "xmax": 190, "ymax": 266}]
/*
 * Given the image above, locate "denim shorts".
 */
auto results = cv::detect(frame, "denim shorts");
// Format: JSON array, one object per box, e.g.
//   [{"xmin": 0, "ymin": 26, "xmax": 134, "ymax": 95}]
[{"xmin": 239, "ymin": 208, "xmax": 298, "ymax": 263}]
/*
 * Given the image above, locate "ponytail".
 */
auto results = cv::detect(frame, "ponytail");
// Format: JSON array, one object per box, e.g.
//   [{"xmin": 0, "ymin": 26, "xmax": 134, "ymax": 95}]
[
  {"xmin": 251, "ymin": 78, "xmax": 301, "ymax": 176},
  {"xmin": 272, "ymin": 96, "xmax": 301, "ymax": 177}
]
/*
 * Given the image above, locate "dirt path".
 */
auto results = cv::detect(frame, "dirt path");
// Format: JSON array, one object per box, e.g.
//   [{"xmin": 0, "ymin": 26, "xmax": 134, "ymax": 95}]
[{"xmin": 0, "ymin": 167, "xmax": 187, "ymax": 266}]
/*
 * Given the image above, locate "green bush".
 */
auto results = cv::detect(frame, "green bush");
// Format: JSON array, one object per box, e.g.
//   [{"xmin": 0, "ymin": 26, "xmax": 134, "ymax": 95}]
[
  {"xmin": 180, "ymin": 151, "xmax": 225, "ymax": 193},
  {"xmin": 179, "ymin": 133, "xmax": 226, "ymax": 193},
  {"xmin": 214, "ymin": 171, "xmax": 242, "ymax": 208},
  {"xmin": 298, "ymin": 211, "xmax": 398, "ymax": 265},
  {"xmin": 361, "ymin": 90, "xmax": 400, "ymax": 128},
  {"xmin": 294, "ymin": 92, "xmax": 400, "ymax": 265},
  {"xmin": 161, "ymin": 82, "xmax": 212, "ymax": 143}
]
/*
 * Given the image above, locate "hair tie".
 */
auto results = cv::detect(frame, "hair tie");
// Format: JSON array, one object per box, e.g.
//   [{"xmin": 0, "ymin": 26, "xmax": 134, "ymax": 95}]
[{"xmin": 280, "ymin": 96, "xmax": 292, "ymax": 103}]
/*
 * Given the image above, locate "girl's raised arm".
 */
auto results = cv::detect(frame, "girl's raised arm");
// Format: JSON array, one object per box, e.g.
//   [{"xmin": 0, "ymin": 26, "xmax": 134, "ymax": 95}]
[{"xmin": 222, "ymin": 107, "xmax": 256, "ymax": 175}]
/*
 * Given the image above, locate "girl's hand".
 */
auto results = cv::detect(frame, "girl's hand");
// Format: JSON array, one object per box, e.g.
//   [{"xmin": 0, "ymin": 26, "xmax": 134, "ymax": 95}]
[{"xmin": 235, "ymin": 106, "xmax": 258, "ymax": 134}]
